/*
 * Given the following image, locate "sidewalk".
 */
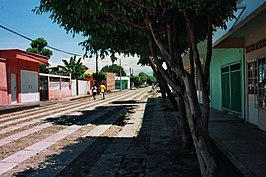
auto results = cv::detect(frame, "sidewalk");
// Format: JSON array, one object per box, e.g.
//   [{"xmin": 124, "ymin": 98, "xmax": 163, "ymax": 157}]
[{"xmin": 209, "ymin": 108, "xmax": 266, "ymax": 177}]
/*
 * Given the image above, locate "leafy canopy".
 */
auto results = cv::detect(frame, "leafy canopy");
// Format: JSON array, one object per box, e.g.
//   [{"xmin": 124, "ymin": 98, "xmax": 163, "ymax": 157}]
[
  {"xmin": 27, "ymin": 37, "xmax": 52, "ymax": 58},
  {"xmin": 58, "ymin": 55, "xmax": 87, "ymax": 79},
  {"xmin": 27, "ymin": 37, "xmax": 53, "ymax": 73},
  {"xmin": 35, "ymin": 0, "xmax": 236, "ymax": 60},
  {"xmin": 92, "ymin": 71, "xmax": 106, "ymax": 81},
  {"xmin": 101, "ymin": 64, "xmax": 126, "ymax": 76}
]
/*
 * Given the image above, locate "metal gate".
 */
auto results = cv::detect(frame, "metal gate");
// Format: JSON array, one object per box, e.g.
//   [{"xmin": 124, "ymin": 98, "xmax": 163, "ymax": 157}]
[{"xmin": 40, "ymin": 75, "xmax": 48, "ymax": 101}]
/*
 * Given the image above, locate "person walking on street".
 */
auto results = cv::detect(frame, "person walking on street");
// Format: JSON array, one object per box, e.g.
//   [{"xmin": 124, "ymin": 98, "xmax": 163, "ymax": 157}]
[
  {"xmin": 100, "ymin": 83, "xmax": 106, "ymax": 100},
  {"xmin": 92, "ymin": 84, "xmax": 97, "ymax": 100}
]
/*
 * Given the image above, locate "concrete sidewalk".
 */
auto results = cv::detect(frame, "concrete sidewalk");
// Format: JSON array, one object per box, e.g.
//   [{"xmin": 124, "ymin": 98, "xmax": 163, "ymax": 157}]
[{"xmin": 209, "ymin": 108, "xmax": 266, "ymax": 177}]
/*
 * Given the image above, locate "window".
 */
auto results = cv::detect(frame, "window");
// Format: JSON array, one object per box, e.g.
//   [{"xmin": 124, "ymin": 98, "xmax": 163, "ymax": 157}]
[{"xmin": 247, "ymin": 57, "xmax": 266, "ymax": 108}]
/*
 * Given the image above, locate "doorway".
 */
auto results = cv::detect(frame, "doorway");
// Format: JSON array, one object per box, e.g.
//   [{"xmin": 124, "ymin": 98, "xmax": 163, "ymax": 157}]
[
  {"xmin": 11, "ymin": 74, "xmax": 17, "ymax": 103},
  {"xmin": 221, "ymin": 63, "xmax": 242, "ymax": 114}
]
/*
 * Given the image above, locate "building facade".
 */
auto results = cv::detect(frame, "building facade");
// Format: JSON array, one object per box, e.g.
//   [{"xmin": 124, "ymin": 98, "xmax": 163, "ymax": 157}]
[
  {"xmin": 211, "ymin": 1, "xmax": 266, "ymax": 130},
  {"xmin": 0, "ymin": 49, "xmax": 48, "ymax": 105},
  {"xmin": 115, "ymin": 76, "xmax": 130, "ymax": 90}
]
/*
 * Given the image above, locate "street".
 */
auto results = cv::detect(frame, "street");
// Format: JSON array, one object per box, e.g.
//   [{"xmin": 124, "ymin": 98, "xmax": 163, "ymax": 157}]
[{"xmin": 0, "ymin": 87, "xmax": 201, "ymax": 177}]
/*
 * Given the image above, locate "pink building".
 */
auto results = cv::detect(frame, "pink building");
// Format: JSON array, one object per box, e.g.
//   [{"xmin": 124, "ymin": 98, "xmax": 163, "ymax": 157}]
[{"xmin": 0, "ymin": 49, "xmax": 48, "ymax": 105}]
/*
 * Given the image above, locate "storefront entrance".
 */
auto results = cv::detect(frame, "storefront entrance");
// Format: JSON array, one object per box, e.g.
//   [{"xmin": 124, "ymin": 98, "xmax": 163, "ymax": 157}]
[{"xmin": 221, "ymin": 63, "xmax": 242, "ymax": 114}]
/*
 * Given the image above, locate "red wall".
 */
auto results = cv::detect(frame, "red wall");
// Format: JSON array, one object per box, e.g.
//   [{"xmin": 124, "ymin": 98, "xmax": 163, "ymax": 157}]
[
  {"xmin": 0, "ymin": 50, "xmax": 47, "ymax": 105},
  {"xmin": 0, "ymin": 60, "xmax": 9, "ymax": 104}
]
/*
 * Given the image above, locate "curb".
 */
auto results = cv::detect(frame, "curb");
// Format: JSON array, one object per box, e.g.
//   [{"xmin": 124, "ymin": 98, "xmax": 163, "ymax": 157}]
[
  {"xmin": 210, "ymin": 133, "xmax": 257, "ymax": 177},
  {"xmin": 0, "ymin": 104, "xmax": 40, "ymax": 115}
]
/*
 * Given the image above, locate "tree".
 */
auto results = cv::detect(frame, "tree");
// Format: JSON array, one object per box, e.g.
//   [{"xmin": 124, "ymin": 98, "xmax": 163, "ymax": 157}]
[
  {"xmin": 147, "ymin": 75, "xmax": 157, "ymax": 85},
  {"xmin": 27, "ymin": 37, "xmax": 53, "ymax": 73},
  {"xmin": 58, "ymin": 56, "xmax": 86, "ymax": 79},
  {"xmin": 36, "ymin": 1, "xmax": 237, "ymax": 176},
  {"xmin": 101, "ymin": 64, "xmax": 126, "ymax": 76},
  {"xmin": 92, "ymin": 71, "xmax": 107, "ymax": 92},
  {"xmin": 130, "ymin": 76, "xmax": 141, "ymax": 87},
  {"xmin": 58, "ymin": 55, "xmax": 87, "ymax": 95},
  {"xmin": 138, "ymin": 72, "xmax": 148, "ymax": 84}
]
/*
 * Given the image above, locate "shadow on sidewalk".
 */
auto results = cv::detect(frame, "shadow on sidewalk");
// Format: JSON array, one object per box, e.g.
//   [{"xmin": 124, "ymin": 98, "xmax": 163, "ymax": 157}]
[{"xmin": 12, "ymin": 98, "xmax": 243, "ymax": 177}]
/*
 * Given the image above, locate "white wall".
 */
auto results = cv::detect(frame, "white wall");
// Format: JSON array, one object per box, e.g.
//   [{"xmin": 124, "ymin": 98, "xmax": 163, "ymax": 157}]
[
  {"xmin": 71, "ymin": 80, "xmax": 90, "ymax": 96},
  {"xmin": 78, "ymin": 80, "xmax": 90, "ymax": 95}
]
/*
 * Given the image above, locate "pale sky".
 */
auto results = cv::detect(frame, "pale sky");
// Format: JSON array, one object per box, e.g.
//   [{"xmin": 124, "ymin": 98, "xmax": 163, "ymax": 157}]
[{"xmin": 0, "ymin": 0, "xmax": 153, "ymax": 76}]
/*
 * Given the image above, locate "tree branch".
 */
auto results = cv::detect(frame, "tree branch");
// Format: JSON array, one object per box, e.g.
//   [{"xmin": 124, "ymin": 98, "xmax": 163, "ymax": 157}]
[
  {"xmin": 183, "ymin": 11, "xmax": 203, "ymax": 84},
  {"xmin": 145, "ymin": 18, "xmax": 184, "ymax": 76},
  {"xmin": 204, "ymin": 16, "xmax": 213, "ymax": 86}
]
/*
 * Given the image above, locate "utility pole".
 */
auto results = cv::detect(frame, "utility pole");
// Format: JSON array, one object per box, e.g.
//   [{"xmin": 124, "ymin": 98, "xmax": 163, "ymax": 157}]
[
  {"xmin": 95, "ymin": 55, "xmax": 99, "ymax": 93},
  {"xmin": 96, "ymin": 55, "xmax": 99, "ymax": 72},
  {"xmin": 119, "ymin": 58, "xmax": 122, "ymax": 90}
]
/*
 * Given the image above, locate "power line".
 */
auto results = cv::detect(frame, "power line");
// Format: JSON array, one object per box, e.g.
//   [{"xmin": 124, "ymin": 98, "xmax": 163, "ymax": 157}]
[{"xmin": 0, "ymin": 24, "xmax": 82, "ymax": 56}]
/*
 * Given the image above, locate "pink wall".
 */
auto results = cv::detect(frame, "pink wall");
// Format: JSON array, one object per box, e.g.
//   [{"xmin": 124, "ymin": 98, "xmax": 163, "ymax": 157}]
[
  {"xmin": 0, "ymin": 49, "xmax": 48, "ymax": 105},
  {"xmin": 0, "ymin": 59, "xmax": 9, "ymax": 104},
  {"xmin": 48, "ymin": 77, "xmax": 71, "ymax": 100}
]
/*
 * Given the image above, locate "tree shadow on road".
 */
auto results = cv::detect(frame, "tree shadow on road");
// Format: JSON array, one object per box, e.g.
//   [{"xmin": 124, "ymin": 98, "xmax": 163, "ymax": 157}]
[
  {"xmin": 13, "ymin": 98, "xmax": 202, "ymax": 177},
  {"xmin": 43, "ymin": 102, "xmax": 138, "ymax": 126}
]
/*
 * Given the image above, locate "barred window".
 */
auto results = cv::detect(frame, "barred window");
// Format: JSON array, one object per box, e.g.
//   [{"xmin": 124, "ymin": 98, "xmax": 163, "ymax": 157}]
[{"xmin": 248, "ymin": 57, "xmax": 266, "ymax": 109}]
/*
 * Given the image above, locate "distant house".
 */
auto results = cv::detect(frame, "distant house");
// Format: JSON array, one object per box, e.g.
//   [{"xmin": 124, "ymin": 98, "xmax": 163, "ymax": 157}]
[
  {"xmin": 0, "ymin": 49, "xmax": 48, "ymax": 105},
  {"xmin": 84, "ymin": 69, "xmax": 115, "ymax": 92},
  {"xmin": 115, "ymin": 76, "xmax": 130, "ymax": 90}
]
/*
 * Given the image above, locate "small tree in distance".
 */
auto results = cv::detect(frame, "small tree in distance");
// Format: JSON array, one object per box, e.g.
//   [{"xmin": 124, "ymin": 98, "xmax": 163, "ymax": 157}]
[
  {"xmin": 101, "ymin": 64, "xmax": 126, "ymax": 76},
  {"xmin": 92, "ymin": 71, "xmax": 107, "ymax": 92},
  {"xmin": 26, "ymin": 37, "xmax": 53, "ymax": 73}
]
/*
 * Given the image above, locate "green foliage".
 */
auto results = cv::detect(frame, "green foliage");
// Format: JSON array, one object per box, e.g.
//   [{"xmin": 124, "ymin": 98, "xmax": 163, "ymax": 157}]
[
  {"xmin": 39, "ymin": 63, "xmax": 50, "ymax": 73},
  {"xmin": 40, "ymin": 48, "xmax": 53, "ymax": 57},
  {"xmin": 130, "ymin": 76, "xmax": 141, "ymax": 87},
  {"xmin": 30, "ymin": 37, "xmax": 48, "ymax": 50},
  {"xmin": 92, "ymin": 71, "xmax": 107, "ymax": 81},
  {"xmin": 83, "ymin": 73, "xmax": 91, "ymax": 78},
  {"xmin": 138, "ymin": 72, "xmax": 148, "ymax": 84},
  {"xmin": 26, "ymin": 37, "xmax": 53, "ymax": 58},
  {"xmin": 58, "ymin": 55, "xmax": 86, "ymax": 79},
  {"xmin": 35, "ymin": 0, "xmax": 236, "ymax": 60},
  {"xmin": 101, "ymin": 64, "xmax": 126, "ymax": 76},
  {"xmin": 147, "ymin": 75, "xmax": 157, "ymax": 84},
  {"xmin": 131, "ymin": 72, "xmax": 155, "ymax": 87}
]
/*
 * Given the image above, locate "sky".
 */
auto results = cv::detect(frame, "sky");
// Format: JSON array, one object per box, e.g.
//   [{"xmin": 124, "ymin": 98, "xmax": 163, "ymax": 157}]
[{"xmin": 0, "ymin": 0, "xmax": 153, "ymax": 76}]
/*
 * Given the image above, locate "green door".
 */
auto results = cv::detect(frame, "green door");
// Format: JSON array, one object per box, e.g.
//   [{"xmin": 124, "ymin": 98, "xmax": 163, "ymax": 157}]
[{"xmin": 221, "ymin": 63, "xmax": 241, "ymax": 113}]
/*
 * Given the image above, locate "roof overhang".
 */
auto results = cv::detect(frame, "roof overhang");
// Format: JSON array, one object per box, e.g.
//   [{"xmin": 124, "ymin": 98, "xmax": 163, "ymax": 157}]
[
  {"xmin": 213, "ymin": 2, "xmax": 266, "ymax": 48},
  {"xmin": 0, "ymin": 49, "xmax": 49, "ymax": 64}
]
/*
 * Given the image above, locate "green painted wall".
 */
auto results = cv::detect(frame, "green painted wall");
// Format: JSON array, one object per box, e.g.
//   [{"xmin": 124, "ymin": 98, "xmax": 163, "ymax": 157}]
[
  {"xmin": 115, "ymin": 80, "xmax": 128, "ymax": 89},
  {"xmin": 210, "ymin": 48, "xmax": 245, "ymax": 117}
]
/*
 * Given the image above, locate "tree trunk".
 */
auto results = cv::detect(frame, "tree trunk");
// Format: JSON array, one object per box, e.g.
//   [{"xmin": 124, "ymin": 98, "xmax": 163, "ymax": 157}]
[
  {"xmin": 156, "ymin": 71, "xmax": 177, "ymax": 109},
  {"xmin": 146, "ymin": 31, "xmax": 193, "ymax": 150},
  {"xmin": 158, "ymin": 80, "xmax": 167, "ymax": 98},
  {"xmin": 182, "ymin": 74, "xmax": 216, "ymax": 177},
  {"xmin": 176, "ymin": 94, "xmax": 192, "ymax": 149},
  {"xmin": 147, "ymin": 17, "xmax": 217, "ymax": 176}
]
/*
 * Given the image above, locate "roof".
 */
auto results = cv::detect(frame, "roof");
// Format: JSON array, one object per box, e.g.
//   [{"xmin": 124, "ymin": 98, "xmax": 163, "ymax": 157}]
[
  {"xmin": 0, "ymin": 49, "xmax": 49, "ymax": 64},
  {"xmin": 84, "ymin": 69, "xmax": 96, "ymax": 75},
  {"xmin": 213, "ymin": 0, "xmax": 266, "ymax": 47}
]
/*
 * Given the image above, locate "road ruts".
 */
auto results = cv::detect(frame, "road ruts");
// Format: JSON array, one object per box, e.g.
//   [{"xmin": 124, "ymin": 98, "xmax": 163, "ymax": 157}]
[
  {"xmin": 0, "ymin": 87, "xmax": 151, "ymax": 176},
  {"xmin": 0, "ymin": 89, "xmax": 143, "ymax": 139},
  {"xmin": 0, "ymin": 90, "xmax": 129, "ymax": 127}
]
